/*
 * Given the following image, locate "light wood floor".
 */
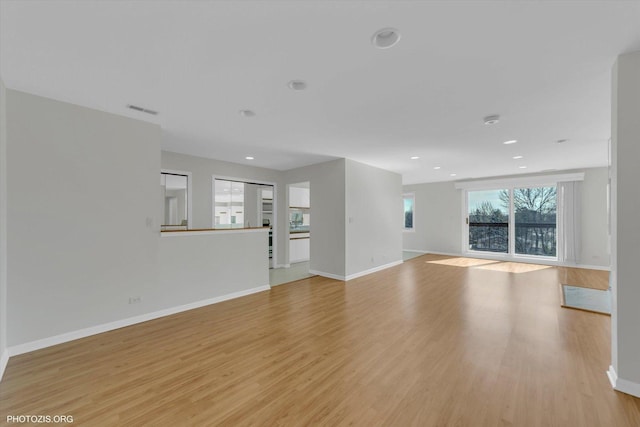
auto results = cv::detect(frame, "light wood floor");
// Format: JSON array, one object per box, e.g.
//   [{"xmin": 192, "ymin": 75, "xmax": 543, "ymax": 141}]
[{"xmin": 1, "ymin": 254, "xmax": 639, "ymax": 426}]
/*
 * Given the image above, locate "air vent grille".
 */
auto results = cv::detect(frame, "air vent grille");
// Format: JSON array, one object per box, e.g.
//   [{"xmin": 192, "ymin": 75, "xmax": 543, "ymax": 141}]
[{"xmin": 127, "ymin": 104, "xmax": 158, "ymax": 115}]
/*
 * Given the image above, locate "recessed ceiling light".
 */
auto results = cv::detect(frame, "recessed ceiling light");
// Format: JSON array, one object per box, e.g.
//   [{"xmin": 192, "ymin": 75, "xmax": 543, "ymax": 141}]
[
  {"xmin": 513, "ymin": 155, "xmax": 523, "ymax": 160},
  {"xmin": 239, "ymin": 109, "xmax": 256, "ymax": 117},
  {"xmin": 503, "ymin": 139, "xmax": 517, "ymax": 145},
  {"xmin": 556, "ymin": 139, "xmax": 568, "ymax": 144},
  {"xmin": 519, "ymin": 166, "xmax": 527, "ymax": 169},
  {"xmin": 372, "ymin": 28, "xmax": 401, "ymax": 49},
  {"xmin": 434, "ymin": 166, "xmax": 441, "ymax": 170},
  {"xmin": 410, "ymin": 156, "xmax": 420, "ymax": 160},
  {"xmin": 287, "ymin": 80, "xmax": 307, "ymax": 91},
  {"xmin": 483, "ymin": 115, "xmax": 500, "ymax": 125},
  {"xmin": 245, "ymin": 156, "xmax": 254, "ymax": 160},
  {"xmin": 450, "ymin": 173, "xmax": 457, "ymax": 177}
]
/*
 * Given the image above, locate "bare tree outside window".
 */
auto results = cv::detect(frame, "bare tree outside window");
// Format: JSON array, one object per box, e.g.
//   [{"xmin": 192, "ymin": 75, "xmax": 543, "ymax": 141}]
[{"xmin": 500, "ymin": 187, "xmax": 557, "ymax": 256}]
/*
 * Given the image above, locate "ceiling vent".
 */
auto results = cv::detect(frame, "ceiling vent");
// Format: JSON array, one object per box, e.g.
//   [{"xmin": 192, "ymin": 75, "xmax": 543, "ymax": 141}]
[{"xmin": 127, "ymin": 104, "xmax": 158, "ymax": 115}]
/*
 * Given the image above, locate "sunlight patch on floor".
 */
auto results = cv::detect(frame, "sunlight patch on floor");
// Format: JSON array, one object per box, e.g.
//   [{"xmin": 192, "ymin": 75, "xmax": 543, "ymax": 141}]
[
  {"xmin": 475, "ymin": 262, "xmax": 552, "ymax": 273},
  {"xmin": 427, "ymin": 257, "xmax": 501, "ymax": 267}
]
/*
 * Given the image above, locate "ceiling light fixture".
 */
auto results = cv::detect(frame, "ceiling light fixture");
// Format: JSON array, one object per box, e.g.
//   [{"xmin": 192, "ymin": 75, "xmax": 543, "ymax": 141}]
[
  {"xmin": 410, "ymin": 156, "xmax": 420, "ymax": 160},
  {"xmin": 288, "ymin": 80, "xmax": 307, "ymax": 91},
  {"xmin": 450, "ymin": 173, "xmax": 457, "ymax": 177},
  {"xmin": 512, "ymin": 155, "xmax": 523, "ymax": 159},
  {"xmin": 503, "ymin": 139, "xmax": 517, "ymax": 145},
  {"xmin": 483, "ymin": 115, "xmax": 500, "ymax": 125},
  {"xmin": 239, "ymin": 109, "xmax": 256, "ymax": 117},
  {"xmin": 556, "ymin": 139, "xmax": 568, "ymax": 144},
  {"xmin": 372, "ymin": 28, "xmax": 401, "ymax": 49},
  {"xmin": 245, "ymin": 156, "xmax": 254, "ymax": 160},
  {"xmin": 519, "ymin": 166, "xmax": 527, "ymax": 169},
  {"xmin": 434, "ymin": 166, "xmax": 441, "ymax": 170}
]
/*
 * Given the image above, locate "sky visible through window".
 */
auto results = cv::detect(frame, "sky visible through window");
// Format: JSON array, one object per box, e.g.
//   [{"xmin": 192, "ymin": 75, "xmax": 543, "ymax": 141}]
[{"xmin": 468, "ymin": 189, "xmax": 507, "ymax": 213}]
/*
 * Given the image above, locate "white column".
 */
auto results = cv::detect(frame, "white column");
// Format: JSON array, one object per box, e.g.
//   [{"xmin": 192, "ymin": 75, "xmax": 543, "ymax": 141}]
[{"xmin": 609, "ymin": 51, "xmax": 640, "ymax": 398}]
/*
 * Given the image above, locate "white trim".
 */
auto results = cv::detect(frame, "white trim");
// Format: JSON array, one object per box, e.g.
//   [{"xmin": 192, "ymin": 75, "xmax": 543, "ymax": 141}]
[
  {"xmin": 161, "ymin": 228, "xmax": 268, "ymax": 237},
  {"xmin": 345, "ymin": 260, "xmax": 403, "ymax": 281},
  {"xmin": 607, "ymin": 365, "xmax": 640, "ymax": 398},
  {"xmin": 7, "ymin": 285, "xmax": 270, "ymax": 357},
  {"xmin": 403, "ymin": 249, "xmax": 429, "ymax": 254},
  {"xmin": 161, "ymin": 169, "xmax": 193, "ymax": 230},
  {"xmin": 454, "ymin": 172, "xmax": 585, "ymax": 190},
  {"xmin": 309, "ymin": 260, "xmax": 403, "ymax": 282},
  {"xmin": 0, "ymin": 349, "xmax": 8, "ymax": 381},
  {"xmin": 607, "ymin": 365, "xmax": 618, "ymax": 388},
  {"xmin": 308, "ymin": 269, "xmax": 346, "ymax": 281}
]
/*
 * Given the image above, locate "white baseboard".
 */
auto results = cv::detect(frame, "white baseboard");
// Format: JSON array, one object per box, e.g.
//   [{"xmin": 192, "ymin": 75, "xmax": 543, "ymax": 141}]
[
  {"xmin": 0, "ymin": 348, "xmax": 8, "ymax": 381},
  {"xmin": 7, "ymin": 285, "xmax": 271, "ymax": 358},
  {"xmin": 413, "ymin": 250, "xmax": 462, "ymax": 257},
  {"xmin": 308, "ymin": 269, "xmax": 345, "ymax": 281},
  {"xmin": 310, "ymin": 260, "xmax": 403, "ymax": 282},
  {"xmin": 574, "ymin": 263, "xmax": 611, "ymax": 271},
  {"xmin": 607, "ymin": 365, "xmax": 618, "ymax": 388},
  {"xmin": 345, "ymin": 260, "xmax": 403, "ymax": 281},
  {"xmin": 403, "ymin": 249, "xmax": 430, "ymax": 254},
  {"xmin": 608, "ymin": 365, "xmax": 640, "ymax": 398}
]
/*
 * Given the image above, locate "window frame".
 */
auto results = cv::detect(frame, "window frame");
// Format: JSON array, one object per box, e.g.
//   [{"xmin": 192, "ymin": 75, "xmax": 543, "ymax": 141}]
[
  {"xmin": 211, "ymin": 175, "xmax": 279, "ymax": 266},
  {"xmin": 403, "ymin": 192, "xmax": 415, "ymax": 232},
  {"xmin": 463, "ymin": 185, "xmax": 558, "ymax": 261},
  {"xmin": 161, "ymin": 169, "xmax": 192, "ymax": 230},
  {"xmin": 456, "ymin": 173, "xmax": 584, "ymax": 262}
]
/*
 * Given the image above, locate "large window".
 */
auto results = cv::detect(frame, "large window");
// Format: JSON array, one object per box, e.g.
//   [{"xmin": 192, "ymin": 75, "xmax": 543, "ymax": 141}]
[
  {"xmin": 403, "ymin": 193, "xmax": 415, "ymax": 231},
  {"xmin": 467, "ymin": 186, "xmax": 557, "ymax": 258}
]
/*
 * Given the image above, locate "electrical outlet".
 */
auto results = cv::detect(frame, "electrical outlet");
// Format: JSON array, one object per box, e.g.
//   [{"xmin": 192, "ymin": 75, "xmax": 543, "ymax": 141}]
[{"xmin": 128, "ymin": 296, "xmax": 142, "ymax": 304}]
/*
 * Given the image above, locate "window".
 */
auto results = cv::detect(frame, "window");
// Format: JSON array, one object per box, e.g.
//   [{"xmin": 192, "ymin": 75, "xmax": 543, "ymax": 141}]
[
  {"xmin": 403, "ymin": 193, "xmax": 415, "ymax": 231},
  {"xmin": 468, "ymin": 189, "xmax": 509, "ymax": 253},
  {"xmin": 466, "ymin": 186, "xmax": 557, "ymax": 258},
  {"xmin": 214, "ymin": 179, "xmax": 245, "ymax": 229},
  {"xmin": 513, "ymin": 186, "xmax": 557, "ymax": 257},
  {"xmin": 161, "ymin": 171, "xmax": 190, "ymax": 230}
]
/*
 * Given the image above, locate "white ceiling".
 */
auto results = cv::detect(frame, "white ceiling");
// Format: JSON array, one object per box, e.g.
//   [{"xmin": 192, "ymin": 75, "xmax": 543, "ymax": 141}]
[{"xmin": 2, "ymin": 1, "xmax": 640, "ymax": 184}]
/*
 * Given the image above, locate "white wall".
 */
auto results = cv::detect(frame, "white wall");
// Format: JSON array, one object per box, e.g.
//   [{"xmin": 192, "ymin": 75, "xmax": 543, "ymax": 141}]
[
  {"xmin": 281, "ymin": 159, "xmax": 346, "ymax": 277},
  {"xmin": 6, "ymin": 90, "xmax": 161, "ymax": 345},
  {"xmin": 403, "ymin": 168, "xmax": 610, "ymax": 268},
  {"xmin": 5, "ymin": 91, "xmax": 271, "ymax": 350},
  {"xmin": 610, "ymin": 51, "xmax": 640, "ymax": 396},
  {"xmin": 0, "ymin": 78, "xmax": 8, "ymax": 370},
  {"xmin": 161, "ymin": 151, "xmax": 280, "ymax": 230},
  {"xmin": 402, "ymin": 181, "xmax": 462, "ymax": 255},
  {"xmin": 159, "ymin": 230, "xmax": 268, "ymax": 307},
  {"xmin": 345, "ymin": 159, "xmax": 403, "ymax": 277}
]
